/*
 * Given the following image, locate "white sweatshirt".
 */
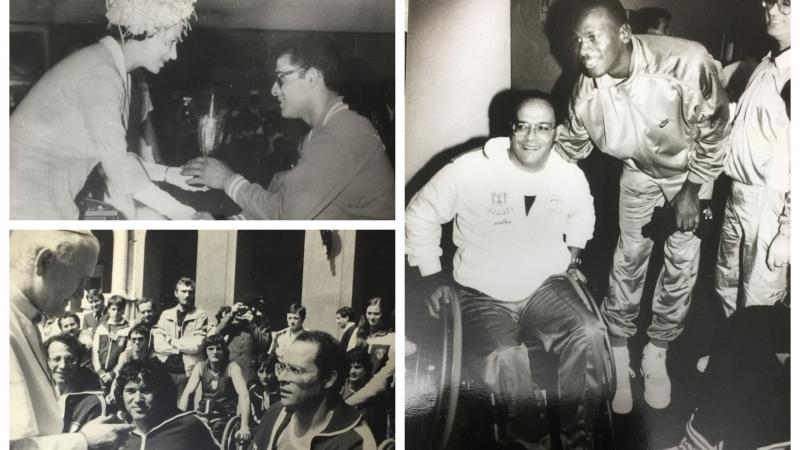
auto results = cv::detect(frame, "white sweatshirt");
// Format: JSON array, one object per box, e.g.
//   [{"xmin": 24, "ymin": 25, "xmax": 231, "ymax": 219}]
[{"xmin": 406, "ymin": 137, "xmax": 595, "ymax": 301}]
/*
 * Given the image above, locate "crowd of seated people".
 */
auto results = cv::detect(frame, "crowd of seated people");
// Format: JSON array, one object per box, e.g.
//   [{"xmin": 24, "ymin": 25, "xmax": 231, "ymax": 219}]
[{"xmin": 38, "ymin": 288, "xmax": 394, "ymax": 449}]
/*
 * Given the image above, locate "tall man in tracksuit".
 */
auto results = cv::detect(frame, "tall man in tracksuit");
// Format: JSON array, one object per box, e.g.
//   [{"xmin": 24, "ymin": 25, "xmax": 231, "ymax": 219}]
[
  {"xmin": 407, "ymin": 96, "xmax": 608, "ymax": 448},
  {"xmin": 557, "ymin": 0, "xmax": 730, "ymax": 413}
]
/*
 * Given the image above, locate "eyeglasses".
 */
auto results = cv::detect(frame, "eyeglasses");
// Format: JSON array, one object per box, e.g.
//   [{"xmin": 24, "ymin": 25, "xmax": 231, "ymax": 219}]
[
  {"xmin": 274, "ymin": 361, "xmax": 317, "ymax": 379},
  {"xmin": 762, "ymin": 0, "xmax": 791, "ymax": 14},
  {"xmin": 274, "ymin": 68, "xmax": 307, "ymax": 87},
  {"xmin": 511, "ymin": 122, "xmax": 555, "ymax": 136}
]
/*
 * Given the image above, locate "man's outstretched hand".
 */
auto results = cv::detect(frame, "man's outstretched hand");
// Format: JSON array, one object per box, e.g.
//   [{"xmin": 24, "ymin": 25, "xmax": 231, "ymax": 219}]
[{"xmin": 79, "ymin": 414, "xmax": 134, "ymax": 450}]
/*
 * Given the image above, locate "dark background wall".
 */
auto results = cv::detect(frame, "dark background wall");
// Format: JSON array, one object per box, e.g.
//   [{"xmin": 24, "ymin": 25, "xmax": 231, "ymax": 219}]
[
  {"xmin": 11, "ymin": 22, "xmax": 394, "ymax": 112},
  {"xmin": 351, "ymin": 230, "xmax": 396, "ymax": 325},
  {"xmin": 234, "ymin": 230, "xmax": 306, "ymax": 329},
  {"xmin": 141, "ymin": 231, "xmax": 199, "ymax": 312}
]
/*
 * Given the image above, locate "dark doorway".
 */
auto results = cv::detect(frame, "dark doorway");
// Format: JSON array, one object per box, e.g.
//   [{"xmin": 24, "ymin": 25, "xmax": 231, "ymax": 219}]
[
  {"xmin": 141, "ymin": 230, "xmax": 199, "ymax": 313},
  {"xmin": 234, "ymin": 230, "xmax": 305, "ymax": 329},
  {"xmin": 352, "ymin": 231, "xmax": 395, "ymax": 328}
]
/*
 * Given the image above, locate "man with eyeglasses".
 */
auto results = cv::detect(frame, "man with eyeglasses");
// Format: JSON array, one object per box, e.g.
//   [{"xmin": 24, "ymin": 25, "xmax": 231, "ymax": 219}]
[
  {"xmin": 248, "ymin": 331, "xmax": 377, "ymax": 450},
  {"xmin": 407, "ymin": 95, "xmax": 608, "ymax": 448},
  {"xmin": 557, "ymin": 0, "xmax": 730, "ymax": 414},
  {"xmin": 182, "ymin": 37, "xmax": 395, "ymax": 220},
  {"xmin": 715, "ymin": 0, "xmax": 791, "ymax": 317},
  {"xmin": 666, "ymin": 7, "xmax": 791, "ymax": 446}
]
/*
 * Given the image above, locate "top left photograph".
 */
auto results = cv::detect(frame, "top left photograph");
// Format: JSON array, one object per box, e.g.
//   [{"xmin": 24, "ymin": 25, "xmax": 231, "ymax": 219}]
[{"xmin": 9, "ymin": 0, "xmax": 396, "ymax": 220}]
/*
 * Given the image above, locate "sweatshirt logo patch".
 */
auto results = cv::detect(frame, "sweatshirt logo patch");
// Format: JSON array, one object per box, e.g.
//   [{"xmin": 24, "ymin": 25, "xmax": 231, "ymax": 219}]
[
  {"xmin": 545, "ymin": 195, "xmax": 563, "ymax": 214},
  {"xmin": 524, "ymin": 196, "xmax": 537, "ymax": 215},
  {"xmin": 489, "ymin": 192, "xmax": 513, "ymax": 215}
]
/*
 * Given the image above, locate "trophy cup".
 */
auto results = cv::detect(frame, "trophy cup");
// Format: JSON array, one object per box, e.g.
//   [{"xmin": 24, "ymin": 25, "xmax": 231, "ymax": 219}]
[{"xmin": 197, "ymin": 92, "xmax": 224, "ymax": 158}]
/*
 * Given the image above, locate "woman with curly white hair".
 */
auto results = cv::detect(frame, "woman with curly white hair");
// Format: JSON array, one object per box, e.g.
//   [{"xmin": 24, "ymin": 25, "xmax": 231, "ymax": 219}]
[{"xmin": 10, "ymin": 0, "xmax": 203, "ymax": 220}]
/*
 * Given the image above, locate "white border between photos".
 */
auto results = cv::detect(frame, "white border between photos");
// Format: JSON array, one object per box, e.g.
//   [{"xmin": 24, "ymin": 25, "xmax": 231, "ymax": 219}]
[{"xmin": 789, "ymin": 4, "xmax": 798, "ymax": 444}]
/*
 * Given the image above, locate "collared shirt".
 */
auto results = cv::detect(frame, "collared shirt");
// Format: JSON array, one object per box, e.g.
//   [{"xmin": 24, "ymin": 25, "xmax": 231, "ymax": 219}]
[
  {"xmin": 10, "ymin": 286, "xmax": 88, "ymax": 450},
  {"xmin": 268, "ymin": 327, "xmax": 304, "ymax": 357},
  {"xmin": 724, "ymin": 49, "xmax": 791, "ymax": 193}
]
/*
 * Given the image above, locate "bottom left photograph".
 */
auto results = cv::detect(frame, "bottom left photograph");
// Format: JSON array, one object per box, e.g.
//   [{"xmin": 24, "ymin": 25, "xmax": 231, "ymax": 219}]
[{"xmin": 9, "ymin": 229, "xmax": 395, "ymax": 450}]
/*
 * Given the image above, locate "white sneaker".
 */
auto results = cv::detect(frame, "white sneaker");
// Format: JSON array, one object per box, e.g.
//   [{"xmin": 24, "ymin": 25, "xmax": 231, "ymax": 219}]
[
  {"xmin": 611, "ymin": 345, "xmax": 634, "ymax": 414},
  {"xmin": 642, "ymin": 342, "xmax": 671, "ymax": 409}
]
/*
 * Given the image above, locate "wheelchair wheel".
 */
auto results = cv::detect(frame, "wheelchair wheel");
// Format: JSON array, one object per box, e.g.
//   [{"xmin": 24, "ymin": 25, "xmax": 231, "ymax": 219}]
[
  {"xmin": 220, "ymin": 415, "xmax": 247, "ymax": 450},
  {"xmin": 430, "ymin": 287, "xmax": 463, "ymax": 450},
  {"xmin": 560, "ymin": 274, "xmax": 617, "ymax": 436}
]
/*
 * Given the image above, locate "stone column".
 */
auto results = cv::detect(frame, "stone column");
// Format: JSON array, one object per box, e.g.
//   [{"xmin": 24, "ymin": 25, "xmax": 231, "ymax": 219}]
[
  {"xmin": 110, "ymin": 230, "xmax": 130, "ymax": 295},
  {"xmin": 195, "ymin": 230, "xmax": 238, "ymax": 318}
]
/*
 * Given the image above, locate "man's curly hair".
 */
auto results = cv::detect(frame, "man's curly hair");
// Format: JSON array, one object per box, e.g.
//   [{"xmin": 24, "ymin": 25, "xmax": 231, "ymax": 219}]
[{"xmin": 114, "ymin": 359, "xmax": 177, "ymax": 421}]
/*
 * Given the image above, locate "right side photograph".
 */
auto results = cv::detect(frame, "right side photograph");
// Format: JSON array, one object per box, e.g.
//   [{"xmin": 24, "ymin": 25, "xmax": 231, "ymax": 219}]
[{"xmin": 404, "ymin": 0, "xmax": 790, "ymax": 449}]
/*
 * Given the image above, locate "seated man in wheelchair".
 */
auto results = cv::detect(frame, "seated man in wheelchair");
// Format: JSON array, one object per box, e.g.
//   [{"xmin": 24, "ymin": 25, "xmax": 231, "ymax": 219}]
[
  {"xmin": 115, "ymin": 359, "xmax": 219, "ymax": 450},
  {"xmin": 179, "ymin": 334, "xmax": 252, "ymax": 444},
  {"xmin": 406, "ymin": 94, "xmax": 610, "ymax": 448}
]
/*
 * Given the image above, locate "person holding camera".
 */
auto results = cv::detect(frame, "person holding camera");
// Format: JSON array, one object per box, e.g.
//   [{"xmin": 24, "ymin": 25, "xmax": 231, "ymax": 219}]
[{"xmin": 209, "ymin": 294, "xmax": 273, "ymax": 384}]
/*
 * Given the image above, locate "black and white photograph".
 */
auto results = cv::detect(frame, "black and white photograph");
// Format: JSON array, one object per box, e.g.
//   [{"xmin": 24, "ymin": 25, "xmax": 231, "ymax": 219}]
[
  {"xmin": 405, "ymin": 0, "xmax": 790, "ymax": 448},
  {"xmin": 9, "ymin": 0, "xmax": 395, "ymax": 220},
  {"xmin": 9, "ymin": 229, "xmax": 396, "ymax": 449}
]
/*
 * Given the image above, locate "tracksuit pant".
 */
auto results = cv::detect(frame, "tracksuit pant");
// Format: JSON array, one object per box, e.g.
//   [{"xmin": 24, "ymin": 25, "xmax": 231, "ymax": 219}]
[
  {"xmin": 714, "ymin": 181, "xmax": 789, "ymax": 317},
  {"xmin": 602, "ymin": 166, "xmax": 712, "ymax": 343},
  {"xmin": 459, "ymin": 274, "xmax": 607, "ymax": 449}
]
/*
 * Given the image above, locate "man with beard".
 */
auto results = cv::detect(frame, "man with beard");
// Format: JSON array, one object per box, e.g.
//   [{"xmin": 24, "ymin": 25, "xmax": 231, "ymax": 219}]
[
  {"xmin": 135, "ymin": 297, "xmax": 158, "ymax": 328},
  {"xmin": 248, "ymin": 331, "xmax": 377, "ymax": 450},
  {"xmin": 557, "ymin": 0, "xmax": 730, "ymax": 413},
  {"xmin": 152, "ymin": 277, "xmax": 208, "ymax": 394}
]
